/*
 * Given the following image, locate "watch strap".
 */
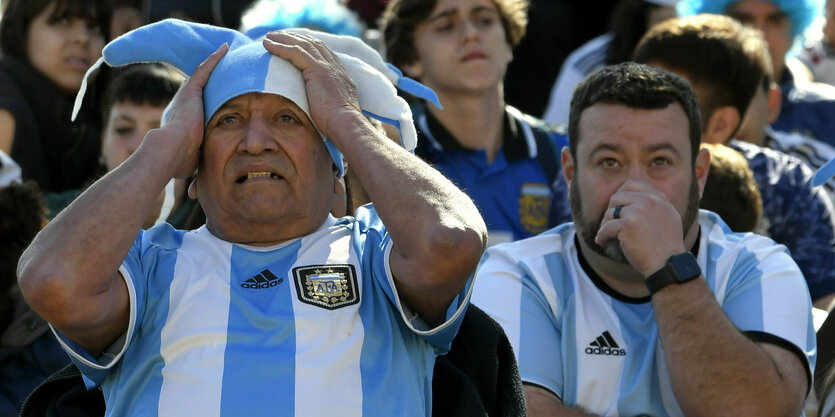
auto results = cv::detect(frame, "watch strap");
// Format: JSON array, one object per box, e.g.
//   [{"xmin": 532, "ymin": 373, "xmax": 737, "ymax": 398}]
[{"xmin": 645, "ymin": 252, "xmax": 701, "ymax": 295}]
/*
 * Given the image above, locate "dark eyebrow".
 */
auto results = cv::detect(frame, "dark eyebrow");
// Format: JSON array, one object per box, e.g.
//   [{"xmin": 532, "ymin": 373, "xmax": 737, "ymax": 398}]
[
  {"xmin": 587, "ymin": 143, "xmax": 622, "ymax": 161},
  {"xmin": 429, "ymin": 4, "xmax": 497, "ymax": 23},
  {"xmin": 471, "ymin": 5, "xmax": 499, "ymax": 15},
  {"xmin": 586, "ymin": 142, "xmax": 683, "ymax": 161},
  {"xmin": 645, "ymin": 143, "xmax": 682, "ymax": 159},
  {"xmin": 428, "ymin": 9, "xmax": 457, "ymax": 23},
  {"xmin": 766, "ymin": 11, "xmax": 788, "ymax": 21},
  {"xmin": 216, "ymin": 103, "xmax": 241, "ymax": 112}
]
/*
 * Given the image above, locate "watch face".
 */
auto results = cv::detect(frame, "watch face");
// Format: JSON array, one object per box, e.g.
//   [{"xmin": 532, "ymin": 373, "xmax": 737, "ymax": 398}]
[{"xmin": 670, "ymin": 253, "xmax": 701, "ymax": 282}]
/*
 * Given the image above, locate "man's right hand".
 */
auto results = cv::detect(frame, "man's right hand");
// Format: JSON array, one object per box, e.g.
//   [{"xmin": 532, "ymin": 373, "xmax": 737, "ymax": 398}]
[
  {"xmin": 155, "ymin": 43, "xmax": 228, "ymax": 179},
  {"xmin": 595, "ymin": 179, "xmax": 688, "ymax": 278}
]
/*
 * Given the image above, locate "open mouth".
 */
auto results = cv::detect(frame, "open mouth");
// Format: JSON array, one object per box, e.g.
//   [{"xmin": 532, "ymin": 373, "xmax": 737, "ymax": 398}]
[
  {"xmin": 236, "ymin": 171, "xmax": 281, "ymax": 183},
  {"xmin": 462, "ymin": 52, "xmax": 488, "ymax": 61}
]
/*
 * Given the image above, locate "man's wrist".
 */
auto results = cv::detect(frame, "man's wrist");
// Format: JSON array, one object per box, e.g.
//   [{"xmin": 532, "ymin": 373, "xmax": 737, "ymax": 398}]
[{"xmin": 645, "ymin": 252, "xmax": 701, "ymax": 295}]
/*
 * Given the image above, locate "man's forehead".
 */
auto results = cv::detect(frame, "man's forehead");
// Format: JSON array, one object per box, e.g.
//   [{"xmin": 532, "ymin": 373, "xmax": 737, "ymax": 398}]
[
  {"xmin": 218, "ymin": 92, "xmax": 303, "ymax": 111},
  {"xmin": 577, "ymin": 103, "xmax": 690, "ymax": 150}
]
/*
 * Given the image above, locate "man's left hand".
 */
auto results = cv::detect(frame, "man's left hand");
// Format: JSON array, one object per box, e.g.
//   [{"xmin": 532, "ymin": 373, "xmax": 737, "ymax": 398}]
[{"xmin": 262, "ymin": 31, "xmax": 363, "ymax": 142}]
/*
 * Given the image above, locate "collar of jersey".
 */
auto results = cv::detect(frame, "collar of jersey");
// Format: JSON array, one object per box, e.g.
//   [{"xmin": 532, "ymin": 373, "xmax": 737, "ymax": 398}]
[
  {"xmin": 573, "ymin": 229, "xmax": 700, "ymax": 304},
  {"xmin": 419, "ymin": 103, "xmax": 532, "ymax": 162}
]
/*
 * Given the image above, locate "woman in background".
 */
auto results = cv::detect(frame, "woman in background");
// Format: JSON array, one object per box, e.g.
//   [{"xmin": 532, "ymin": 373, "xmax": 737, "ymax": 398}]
[{"xmin": 0, "ymin": 0, "xmax": 110, "ymax": 198}]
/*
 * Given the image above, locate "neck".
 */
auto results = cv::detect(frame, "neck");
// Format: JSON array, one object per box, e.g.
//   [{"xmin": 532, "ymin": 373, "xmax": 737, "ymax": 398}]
[
  {"xmin": 206, "ymin": 213, "xmax": 329, "ymax": 247},
  {"xmin": 426, "ymin": 87, "xmax": 505, "ymax": 162},
  {"xmin": 577, "ymin": 222, "xmax": 701, "ymax": 298}
]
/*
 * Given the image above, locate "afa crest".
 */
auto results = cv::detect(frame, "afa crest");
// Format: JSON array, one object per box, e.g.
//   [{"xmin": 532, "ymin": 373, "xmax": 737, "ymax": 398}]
[
  {"xmin": 293, "ymin": 264, "xmax": 359, "ymax": 310},
  {"xmin": 518, "ymin": 182, "xmax": 551, "ymax": 235}
]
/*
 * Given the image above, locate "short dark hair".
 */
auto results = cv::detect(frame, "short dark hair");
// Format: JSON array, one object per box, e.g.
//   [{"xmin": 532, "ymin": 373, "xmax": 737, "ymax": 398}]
[
  {"xmin": 101, "ymin": 64, "xmax": 184, "ymax": 125},
  {"xmin": 633, "ymin": 14, "xmax": 768, "ymax": 139},
  {"xmin": 699, "ymin": 143, "xmax": 762, "ymax": 232},
  {"xmin": 0, "ymin": 0, "xmax": 111, "ymax": 62},
  {"xmin": 381, "ymin": 0, "xmax": 528, "ymax": 69},
  {"xmin": 568, "ymin": 62, "xmax": 701, "ymax": 163}
]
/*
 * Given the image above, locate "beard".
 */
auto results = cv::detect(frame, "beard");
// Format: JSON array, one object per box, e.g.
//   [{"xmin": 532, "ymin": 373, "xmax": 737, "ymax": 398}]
[{"xmin": 570, "ymin": 175, "xmax": 701, "ymax": 264}]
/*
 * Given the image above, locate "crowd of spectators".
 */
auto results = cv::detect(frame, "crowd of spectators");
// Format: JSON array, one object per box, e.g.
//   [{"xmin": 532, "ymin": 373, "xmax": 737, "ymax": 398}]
[{"xmin": 3, "ymin": 0, "xmax": 835, "ymax": 416}]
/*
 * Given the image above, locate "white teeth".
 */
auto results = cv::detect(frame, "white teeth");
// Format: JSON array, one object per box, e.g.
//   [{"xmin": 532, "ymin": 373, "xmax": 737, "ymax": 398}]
[{"xmin": 246, "ymin": 172, "xmax": 272, "ymax": 179}]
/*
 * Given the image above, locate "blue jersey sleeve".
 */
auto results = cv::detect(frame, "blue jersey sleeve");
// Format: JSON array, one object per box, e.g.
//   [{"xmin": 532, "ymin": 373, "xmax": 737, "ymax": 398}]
[{"xmin": 352, "ymin": 204, "xmax": 473, "ymax": 353}]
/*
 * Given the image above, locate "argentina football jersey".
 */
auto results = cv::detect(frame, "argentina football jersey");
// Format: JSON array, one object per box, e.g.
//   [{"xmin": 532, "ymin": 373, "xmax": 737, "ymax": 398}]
[
  {"xmin": 51, "ymin": 205, "xmax": 472, "ymax": 417},
  {"xmin": 472, "ymin": 210, "xmax": 816, "ymax": 417}
]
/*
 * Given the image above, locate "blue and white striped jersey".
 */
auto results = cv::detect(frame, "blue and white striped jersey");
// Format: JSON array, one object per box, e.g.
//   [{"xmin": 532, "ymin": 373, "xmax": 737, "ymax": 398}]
[
  {"xmin": 53, "ymin": 206, "xmax": 472, "ymax": 417},
  {"xmin": 472, "ymin": 210, "xmax": 815, "ymax": 417}
]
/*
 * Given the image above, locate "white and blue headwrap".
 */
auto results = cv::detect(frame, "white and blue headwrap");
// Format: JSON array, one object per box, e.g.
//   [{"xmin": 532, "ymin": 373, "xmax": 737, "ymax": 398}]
[{"xmin": 73, "ymin": 18, "xmax": 441, "ymax": 178}]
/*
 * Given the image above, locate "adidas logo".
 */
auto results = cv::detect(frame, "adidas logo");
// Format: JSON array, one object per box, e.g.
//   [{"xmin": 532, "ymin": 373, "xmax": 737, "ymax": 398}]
[
  {"xmin": 241, "ymin": 269, "xmax": 284, "ymax": 289},
  {"xmin": 584, "ymin": 331, "xmax": 626, "ymax": 356}
]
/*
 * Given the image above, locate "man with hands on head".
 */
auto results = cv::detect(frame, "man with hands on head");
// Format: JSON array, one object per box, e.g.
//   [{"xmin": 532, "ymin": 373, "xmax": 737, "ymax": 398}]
[
  {"xmin": 471, "ymin": 62, "xmax": 814, "ymax": 417},
  {"xmin": 17, "ymin": 20, "xmax": 487, "ymax": 417}
]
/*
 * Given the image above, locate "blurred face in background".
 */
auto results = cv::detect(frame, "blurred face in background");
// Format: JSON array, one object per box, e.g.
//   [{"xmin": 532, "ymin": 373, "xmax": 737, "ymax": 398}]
[
  {"xmin": 726, "ymin": 0, "xmax": 791, "ymax": 79},
  {"xmin": 102, "ymin": 102, "xmax": 166, "ymax": 170},
  {"xmin": 26, "ymin": 0, "xmax": 105, "ymax": 92},
  {"xmin": 404, "ymin": 0, "xmax": 513, "ymax": 95}
]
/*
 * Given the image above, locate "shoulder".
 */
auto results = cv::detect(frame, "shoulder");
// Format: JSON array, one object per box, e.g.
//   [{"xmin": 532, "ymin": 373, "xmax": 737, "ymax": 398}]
[
  {"xmin": 563, "ymin": 33, "xmax": 613, "ymax": 75},
  {"xmin": 483, "ymin": 224, "xmax": 574, "ymax": 270},
  {"xmin": 142, "ymin": 223, "xmax": 191, "ymax": 250},
  {"xmin": 729, "ymin": 140, "xmax": 813, "ymax": 178},
  {"xmin": 768, "ymin": 128, "xmax": 835, "ymax": 161},
  {"xmin": 786, "ymin": 78, "xmax": 835, "ymax": 104},
  {"xmin": 700, "ymin": 210, "xmax": 795, "ymax": 267},
  {"xmin": 506, "ymin": 106, "xmax": 568, "ymax": 146}
]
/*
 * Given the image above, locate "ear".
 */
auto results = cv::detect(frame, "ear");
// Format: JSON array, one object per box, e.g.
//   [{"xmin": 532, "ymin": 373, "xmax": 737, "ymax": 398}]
[
  {"xmin": 703, "ymin": 106, "xmax": 740, "ymax": 144},
  {"xmin": 401, "ymin": 60, "xmax": 424, "ymax": 80},
  {"xmin": 187, "ymin": 178, "xmax": 198, "ymax": 199},
  {"xmin": 766, "ymin": 83, "xmax": 782, "ymax": 124},
  {"xmin": 561, "ymin": 146, "xmax": 575, "ymax": 183},
  {"xmin": 694, "ymin": 147, "xmax": 711, "ymax": 198}
]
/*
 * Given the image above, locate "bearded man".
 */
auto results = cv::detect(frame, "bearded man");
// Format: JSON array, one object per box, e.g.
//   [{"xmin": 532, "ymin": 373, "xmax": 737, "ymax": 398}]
[{"xmin": 471, "ymin": 62, "xmax": 814, "ymax": 417}]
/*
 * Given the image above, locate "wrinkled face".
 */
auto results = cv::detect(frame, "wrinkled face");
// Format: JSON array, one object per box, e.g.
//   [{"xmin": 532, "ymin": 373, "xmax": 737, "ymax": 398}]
[
  {"xmin": 197, "ymin": 93, "xmax": 335, "ymax": 242},
  {"xmin": 102, "ymin": 102, "xmax": 166, "ymax": 171},
  {"xmin": 726, "ymin": 0, "xmax": 792, "ymax": 79},
  {"xmin": 565, "ymin": 103, "xmax": 705, "ymax": 263},
  {"xmin": 405, "ymin": 0, "xmax": 513, "ymax": 94},
  {"xmin": 26, "ymin": 1, "xmax": 105, "ymax": 93}
]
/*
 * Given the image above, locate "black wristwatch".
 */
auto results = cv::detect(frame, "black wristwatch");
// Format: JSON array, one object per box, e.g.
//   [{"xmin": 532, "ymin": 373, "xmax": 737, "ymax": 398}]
[{"xmin": 645, "ymin": 252, "xmax": 701, "ymax": 295}]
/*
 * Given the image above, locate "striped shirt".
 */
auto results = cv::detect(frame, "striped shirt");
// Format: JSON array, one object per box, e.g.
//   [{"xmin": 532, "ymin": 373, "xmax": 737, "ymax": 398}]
[
  {"xmin": 472, "ymin": 210, "xmax": 815, "ymax": 417},
  {"xmin": 53, "ymin": 207, "xmax": 472, "ymax": 417}
]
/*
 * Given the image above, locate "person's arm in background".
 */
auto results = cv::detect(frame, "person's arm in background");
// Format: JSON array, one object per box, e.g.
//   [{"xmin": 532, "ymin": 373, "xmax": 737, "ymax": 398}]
[
  {"xmin": 263, "ymin": 32, "xmax": 486, "ymax": 327},
  {"xmin": 17, "ymin": 45, "xmax": 229, "ymax": 355}
]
